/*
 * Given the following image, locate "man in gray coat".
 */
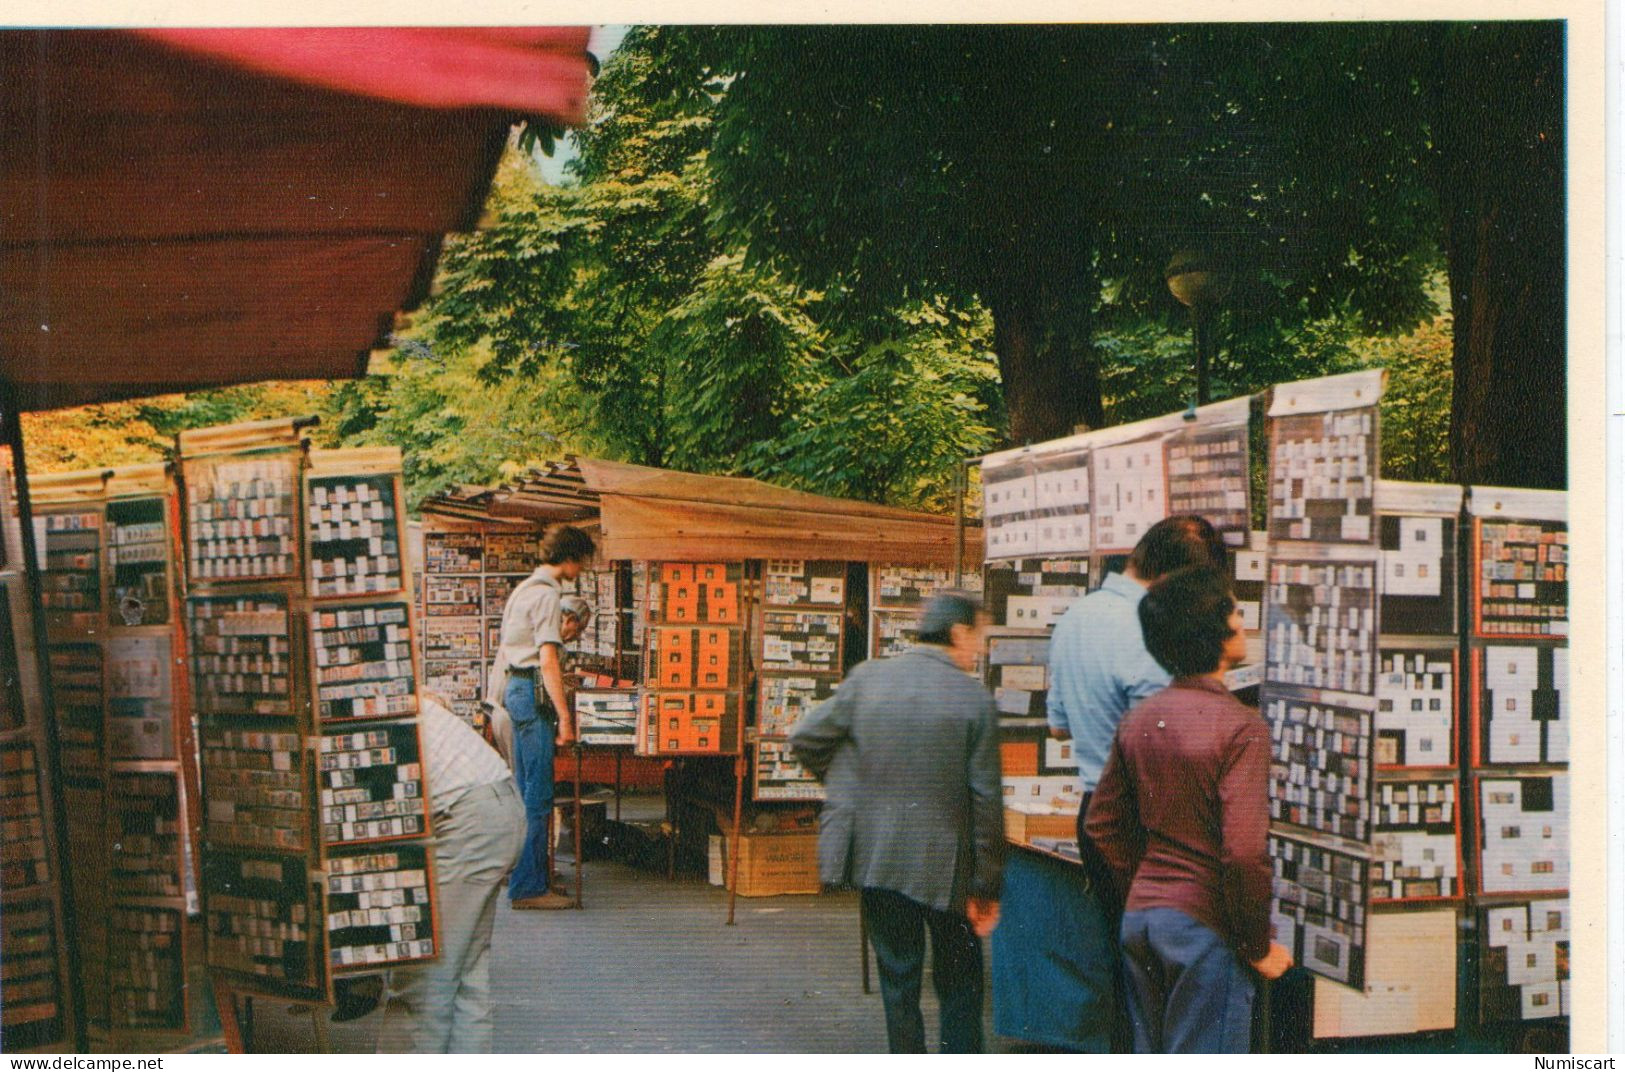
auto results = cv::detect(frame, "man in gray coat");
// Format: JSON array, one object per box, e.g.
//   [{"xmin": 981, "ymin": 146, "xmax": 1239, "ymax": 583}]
[{"xmin": 790, "ymin": 592, "xmax": 1004, "ymax": 1053}]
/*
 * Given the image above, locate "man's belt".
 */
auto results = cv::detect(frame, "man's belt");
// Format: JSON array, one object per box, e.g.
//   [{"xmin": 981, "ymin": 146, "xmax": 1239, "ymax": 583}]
[{"xmin": 508, "ymin": 665, "xmax": 539, "ymax": 678}]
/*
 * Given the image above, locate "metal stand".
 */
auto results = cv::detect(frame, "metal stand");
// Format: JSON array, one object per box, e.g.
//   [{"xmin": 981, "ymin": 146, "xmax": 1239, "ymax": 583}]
[
  {"xmin": 726, "ymin": 751, "xmax": 746, "ymax": 926},
  {"xmin": 859, "ymin": 901, "xmax": 873, "ymax": 994},
  {"xmin": 572, "ymin": 742, "xmax": 584, "ymax": 909}
]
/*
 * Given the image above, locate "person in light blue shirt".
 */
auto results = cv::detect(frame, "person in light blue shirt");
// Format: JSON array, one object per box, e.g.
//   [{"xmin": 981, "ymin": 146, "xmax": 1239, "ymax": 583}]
[
  {"xmin": 1048, "ymin": 516, "xmax": 1230, "ymax": 788},
  {"xmin": 1043, "ymin": 514, "xmax": 1228, "ymax": 1050}
]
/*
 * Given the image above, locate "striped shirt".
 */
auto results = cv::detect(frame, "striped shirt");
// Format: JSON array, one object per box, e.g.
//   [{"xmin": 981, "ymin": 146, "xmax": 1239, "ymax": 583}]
[{"xmin": 419, "ymin": 698, "xmax": 514, "ymax": 814}]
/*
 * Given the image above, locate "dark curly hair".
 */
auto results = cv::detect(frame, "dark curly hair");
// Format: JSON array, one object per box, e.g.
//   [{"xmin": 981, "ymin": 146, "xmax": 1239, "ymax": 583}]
[
  {"xmin": 1138, "ymin": 566, "xmax": 1237, "ymax": 678},
  {"xmin": 538, "ymin": 524, "xmax": 595, "ymax": 565},
  {"xmin": 1129, "ymin": 515, "xmax": 1228, "ymax": 581}
]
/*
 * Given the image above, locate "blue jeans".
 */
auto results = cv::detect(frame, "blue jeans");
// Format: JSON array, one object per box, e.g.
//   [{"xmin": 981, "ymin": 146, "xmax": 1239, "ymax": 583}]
[
  {"xmin": 1119, "ymin": 907, "xmax": 1255, "ymax": 1053},
  {"xmin": 505, "ymin": 675, "xmax": 557, "ymax": 900}
]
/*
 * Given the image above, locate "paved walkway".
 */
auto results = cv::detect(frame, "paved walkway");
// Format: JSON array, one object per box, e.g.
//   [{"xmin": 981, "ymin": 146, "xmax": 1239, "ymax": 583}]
[{"xmin": 251, "ymin": 858, "xmax": 988, "ymax": 1053}]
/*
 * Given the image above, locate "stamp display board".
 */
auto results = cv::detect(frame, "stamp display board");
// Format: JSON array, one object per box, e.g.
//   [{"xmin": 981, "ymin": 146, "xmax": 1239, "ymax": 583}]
[
  {"xmin": 1479, "ymin": 899, "xmax": 1570, "ymax": 1022},
  {"xmin": 182, "ymin": 452, "xmax": 300, "ymax": 583},
  {"xmin": 1268, "ymin": 408, "xmax": 1377, "ymax": 545},
  {"xmin": 318, "ymin": 722, "xmax": 428, "ymax": 846},
  {"xmin": 1471, "ymin": 518, "xmax": 1568, "ymax": 639},
  {"xmin": 1165, "ymin": 422, "xmax": 1251, "ymax": 546},
  {"xmin": 753, "ymin": 561, "xmax": 845, "ymax": 801},
  {"xmin": 306, "ymin": 473, "xmax": 405, "ymax": 599},
  {"xmin": 325, "ymin": 844, "xmax": 437, "ymax": 971},
  {"xmin": 106, "ymin": 497, "xmax": 171, "ymax": 626},
  {"xmin": 1473, "ymin": 645, "xmax": 1568, "ymax": 767},
  {"xmin": 0, "ymin": 446, "xmax": 75, "ymax": 1048},
  {"xmin": 1378, "ymin": 514, "xmax": 1458, "ymax": 637},
  {"xmin": 575, "ymin": 690, "xmax": 638, "ymax": 747},
  {"xmin": 1270, "ymin": 831, "xmax": 1370, "ymax": 988},
  {"xmin": 109, "ymin": 771, "xmax": 187, "ymax": 900},
  {"xmin": 1262, "ymin": 371, "xmax": 1386, "ymax": 994},
  {"xmin": 984, "ymin": 626, "xmax": 1080, "ymax": 844},
  {"xmin": 38, "ymin": 506, "xmax": 102, "ymax": 635},
  {"xmin": 1, "ymin": 899, "xmax": 65, "ymax": 1044},
  {"xmin": 202, "ymin": 848, "xmax": 322, "ymax": 1000},
  {"xmin": 982, "ymin": 557, "xmax": 1088, "ymax": 629},
  {"xmin": 1370, "ymin": 777, "xmax": 1460, "ymax": 902},
  {"xmin": 981, "ymin": 397, "xmax": 1250, "ymax": 562},
  {"xmin": 1376, "ymin": 648, "xmax": 1455, "ymax": 769},
  {"xmin": 1475, "ymin": 773, "xmax": 1569, "ymax": 896},
  {"xmin": 1262, "ymin": 690, "xmax": 1373, "ymax": 841},
  {"xmin": 641, "ymin": 564, "xmax": 746, "ymax": 757},
  {"xmin": 867, "ymin": 563, "xmax": 978, "ymax": 660},
  {"xmin": 107, "ymin": 635, "xmax": 176, "ymax": 761},
  {"xmin": 416, "ymin": 525, "xmax": 488, "ymax": 722},
  {"xmin": 107, "ymin": 904, "xmax": 186, "ymax": 1032},
  {"xmin": 180, "ymin": 435, "xmax": 442, "ymax": 1002},
  {"xmin": 311, "ymin": 602, "xmax": 417, "ymax": 723}
]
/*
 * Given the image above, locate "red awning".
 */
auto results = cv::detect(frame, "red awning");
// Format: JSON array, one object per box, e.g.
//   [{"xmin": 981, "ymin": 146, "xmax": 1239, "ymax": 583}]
[{"xmin": 1, "ymin": 28, "xmax": 593, "ymax": 411}]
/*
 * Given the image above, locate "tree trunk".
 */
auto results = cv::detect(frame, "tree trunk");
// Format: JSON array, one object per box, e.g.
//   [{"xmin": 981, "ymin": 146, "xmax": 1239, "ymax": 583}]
[
  {"xmin": 1438, "ymin": 23, "xmax": 1566, "ymax": 490},
  {"xmin": 989, "ymin": 284, "xmax": 1104, "ymax": 446}
]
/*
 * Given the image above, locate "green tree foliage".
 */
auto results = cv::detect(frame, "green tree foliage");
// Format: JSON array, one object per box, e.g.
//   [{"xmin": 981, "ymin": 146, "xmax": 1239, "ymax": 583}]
[
  {"xmin": 683, "ymin": 24, "xmax": 1444, "ymax": 446},
  {"xmin": 320, "ymin": 342, "xmax": 598, "ymax": 512},
  {"xmin": 398, "ymin": 28, "xmax": 1005, "ymax": 509},
  {"xmin": 21, "ymin": 382, "xmax": 338, "ymax": 473},
  {"xmin": 680, "ymin": 23, "xmax": 1562, "ymax": 487}
]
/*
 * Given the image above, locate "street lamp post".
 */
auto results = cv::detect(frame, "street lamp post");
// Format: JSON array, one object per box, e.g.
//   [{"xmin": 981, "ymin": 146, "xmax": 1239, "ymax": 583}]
[{"xmin": 1165, "ymin": 250, "xmax": 1229, "ymax": 406}]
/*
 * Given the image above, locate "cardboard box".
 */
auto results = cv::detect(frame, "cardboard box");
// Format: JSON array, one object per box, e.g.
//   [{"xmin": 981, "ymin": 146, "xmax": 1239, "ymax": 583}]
[
  {"xmin": 708, "ymin": 834, "xmax": 726, "ymax": 886},
  {"xmin": 721, "ymin": 830, "xmax": 822, "ymax": 897},
  {"xmin": 1004, "ymin": 808, "xmax": 1077, "ymax": 845}
]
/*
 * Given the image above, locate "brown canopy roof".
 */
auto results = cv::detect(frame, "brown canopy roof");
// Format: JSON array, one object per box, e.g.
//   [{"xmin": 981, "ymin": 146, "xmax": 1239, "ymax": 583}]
[
  {"xmin": 433, "ymin": 457, "xmax": 981, "ymax": 567},
  {"xmin": 1, "ymin": 28, "xmax": 592, "ymax": 411}
]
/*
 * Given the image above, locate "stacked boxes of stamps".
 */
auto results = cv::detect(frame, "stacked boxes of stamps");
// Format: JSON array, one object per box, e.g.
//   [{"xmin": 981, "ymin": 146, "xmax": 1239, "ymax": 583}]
[
  {"xmin": 31, "ymin": 471, "xmax": 113, "ymax": 1026},
  {"xmin": 1261, "ymin": 370, "xmax": 1385, "ymax": 992},
  {"xmin": 1466, "ymin": 487, "xmax": 1568, "ymax": 1025},
  {"xmin": 0, "ymin": 427, "xmax": 76, "ymax": 1049},
  {"xmin": 639, "ymin": 563, "xmax": 745, "ymax": 756},
  {"xmin": 752, "ymin": 561, "xmax": 846, "ymax": 801},
  {"xmin": 179, "ymin": 426, "xmax": 438, "ymax": 1004},
  {"xmin": 420, "ymin": 521, "xmax": 499, "ymax": 728},
  {"xmin": 100, "ymin": 466, "xmax": 203, "ymax": 1042}
]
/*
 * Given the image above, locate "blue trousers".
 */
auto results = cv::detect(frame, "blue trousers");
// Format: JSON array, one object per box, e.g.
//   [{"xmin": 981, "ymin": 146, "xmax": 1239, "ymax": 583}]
[
  {"xmin": 861, "ymin": 888, "xmax": 985, "ymax": 1053},
  {"xmin": 505, "ymin": 676, "xmax": 557, "ymax": 900},
  {"xmin": 1119, "ymin": 907, "xmax": 1255, "ymax": 1053}
]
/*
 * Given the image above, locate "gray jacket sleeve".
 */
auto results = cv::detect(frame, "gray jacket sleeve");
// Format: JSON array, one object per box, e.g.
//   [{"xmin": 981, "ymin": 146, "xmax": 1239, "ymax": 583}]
[
  {"xmin": 788, "ymin": 670, "xmax": 859, "ymax": 779},
  {"xmin": 967, "ymin": 693, "xmax": 1006, "ymax": 901}
]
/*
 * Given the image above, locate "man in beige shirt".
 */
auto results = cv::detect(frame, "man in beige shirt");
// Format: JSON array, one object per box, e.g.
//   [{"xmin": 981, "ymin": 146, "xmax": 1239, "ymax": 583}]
[{"xmin": 495, "ymin": 524, "xmax": 594, "ymax": 910}]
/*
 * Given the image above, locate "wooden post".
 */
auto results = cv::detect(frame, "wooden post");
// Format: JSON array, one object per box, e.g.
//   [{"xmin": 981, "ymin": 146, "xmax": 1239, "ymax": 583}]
[
  {"xmin": 211, "ymin": 975, "xmax": 246, "ymax": 1054},
  {"xmin": 726, "ymin": 750, "xmax": 745, "ymax": 925},
  {"xmin": 614, "ymin": 748, "xmax": 623, "ymax": 822}
]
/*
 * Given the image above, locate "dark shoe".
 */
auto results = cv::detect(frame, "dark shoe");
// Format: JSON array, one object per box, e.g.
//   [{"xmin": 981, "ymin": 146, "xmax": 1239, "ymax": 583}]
[
  {"xmin": 512, "ymin": 892, "xmax": 574, "ymax": 910},
  {"xmin": 330, "ymin": 975, "xmax": 383, "ymax": 1022}
]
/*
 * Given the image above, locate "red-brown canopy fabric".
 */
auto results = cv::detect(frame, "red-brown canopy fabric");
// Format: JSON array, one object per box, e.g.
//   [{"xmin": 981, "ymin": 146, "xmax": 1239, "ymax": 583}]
[{"xmin": 1, "ymin": 28, "xmax": 592, "ymax": 411}]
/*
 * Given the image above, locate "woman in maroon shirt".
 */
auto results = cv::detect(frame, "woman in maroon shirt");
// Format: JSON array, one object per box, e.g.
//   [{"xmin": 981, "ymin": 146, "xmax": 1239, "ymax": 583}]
[{"xmin": 1084, "ymin": 566, "xmax": 1292, "ymax": 1053}]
